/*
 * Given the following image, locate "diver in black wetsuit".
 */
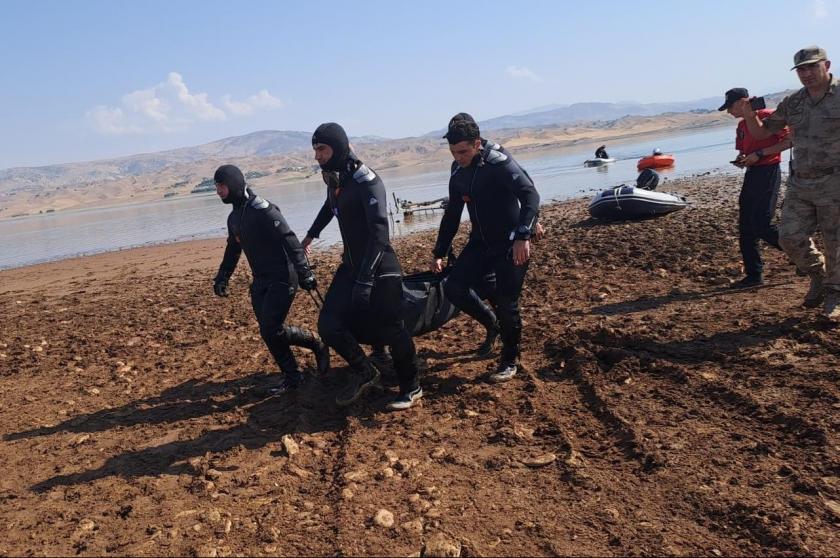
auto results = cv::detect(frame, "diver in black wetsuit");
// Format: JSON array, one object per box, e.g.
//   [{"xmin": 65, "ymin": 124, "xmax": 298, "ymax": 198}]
[
  {"xmin": 301, "ymin": 123, "xmax": 421, "ymax": 411},
  {"xmin": 431, "ymin": 113, "xmax": 540, "ymax": 383},
  {"xmin": 212, "ymin": 164, "xmax": 329, "ymax": 394},
  {"xmin": 595, "ymin": 145, "xmax": 609, "ymax": 159}
]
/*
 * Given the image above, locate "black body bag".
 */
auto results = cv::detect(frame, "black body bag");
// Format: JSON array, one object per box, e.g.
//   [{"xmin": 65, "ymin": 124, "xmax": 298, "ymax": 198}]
[{"xmin": 400, "ymin": 265, "xmax": 497, "ymax": 337}]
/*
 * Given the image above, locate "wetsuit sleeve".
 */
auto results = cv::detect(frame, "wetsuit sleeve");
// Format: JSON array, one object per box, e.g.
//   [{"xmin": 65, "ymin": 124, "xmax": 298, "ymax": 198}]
[
  {"xmin": 501, "ymin": 160, "xmax": 540, "ymax": 240},
  {"xmin": 215, "ymin": 229, "xmax": 241, "ymax": 282},
  {"xmin": 307, "ymin": 199, "xmax": 334, "ymax": 239},
  {"xmin": 357, "ymin": 178, "xmax": 390, "ymax": 285},
  {"xmin": 432, "ymin": 173, "xmax": 464, "ymax": 258},
  {"xmin": 761, "ymin": 96, "xmax": 789, "ymax": 134},
  {"xmin": 266, "ymin": 205, "xmax": 310, "ymax": 276}
]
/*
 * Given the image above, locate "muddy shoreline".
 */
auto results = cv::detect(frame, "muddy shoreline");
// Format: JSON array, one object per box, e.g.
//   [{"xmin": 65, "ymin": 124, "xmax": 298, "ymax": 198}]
[{"xmin": 1, "ymin": 173, "xmax": 838, "ymax": 556}]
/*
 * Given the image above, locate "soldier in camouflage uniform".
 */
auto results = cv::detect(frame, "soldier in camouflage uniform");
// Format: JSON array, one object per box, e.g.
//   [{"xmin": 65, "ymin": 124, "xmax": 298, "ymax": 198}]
[{"xmin": 741, "ymin": 46, "xmax": 840, "ymax": 321}]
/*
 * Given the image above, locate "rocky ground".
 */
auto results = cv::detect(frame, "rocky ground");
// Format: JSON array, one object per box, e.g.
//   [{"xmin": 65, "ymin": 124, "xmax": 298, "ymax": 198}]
[{"xmin": 0, "ymin": 174, "xmax": 838, "ymax": 557}]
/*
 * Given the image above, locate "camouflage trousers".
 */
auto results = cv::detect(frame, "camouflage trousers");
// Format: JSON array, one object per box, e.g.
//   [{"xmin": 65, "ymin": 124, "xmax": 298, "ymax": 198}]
[{"xmin": 779, "ymin": 174, "xmax": 840, "ymax": 290}]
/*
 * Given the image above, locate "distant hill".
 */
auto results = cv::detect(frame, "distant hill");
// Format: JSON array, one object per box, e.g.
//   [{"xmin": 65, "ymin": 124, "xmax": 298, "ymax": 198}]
[
  {"xmin": 0, "ymin": 130, "xmax": 315, "ymax": 193},
  {"xmin": 428, "ymin": 90, "xmax": 797, "ymax": 135},
  {"xmin": 0, "ymin": 89, "xmax": 799, "ymax": 218}
]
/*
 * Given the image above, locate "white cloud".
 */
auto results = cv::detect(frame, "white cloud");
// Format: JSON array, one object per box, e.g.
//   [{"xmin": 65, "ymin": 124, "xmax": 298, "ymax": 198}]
[
  {"xmin": 506, "ymin": 65, "xmax": 542, "ymax": 83},
  {"xmin": 223, "ymin": 89, "xmax": 284, "ymax": 116},
  {"xmin": 85, "ymin": 106, "xmax": 142, "ymax": 135},
  {"xmin": 86, "ymin": 73, "xmax": 284, "ymax": 135}
]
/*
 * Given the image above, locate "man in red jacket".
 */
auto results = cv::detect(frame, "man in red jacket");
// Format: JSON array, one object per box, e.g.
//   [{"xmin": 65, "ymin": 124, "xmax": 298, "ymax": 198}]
[{"xmin": 720, "ymin": 88, "xmax": 792, "ymax": 287}]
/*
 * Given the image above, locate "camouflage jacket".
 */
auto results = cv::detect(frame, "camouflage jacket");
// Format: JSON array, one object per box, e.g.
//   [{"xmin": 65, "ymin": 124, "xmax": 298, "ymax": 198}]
[{"xmin": 763, "ymin": 74, "xmax": 840, "ymax": 174}]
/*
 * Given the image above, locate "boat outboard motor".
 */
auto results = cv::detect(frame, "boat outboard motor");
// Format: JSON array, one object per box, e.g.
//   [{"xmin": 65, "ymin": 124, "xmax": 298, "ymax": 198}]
[{"xmin": 637, "ymin": 168, "xmax": 660, "ymax": 191}]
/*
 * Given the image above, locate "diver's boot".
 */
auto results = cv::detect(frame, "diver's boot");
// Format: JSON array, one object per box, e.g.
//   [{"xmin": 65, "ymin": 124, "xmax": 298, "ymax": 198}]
[
  {"xmin": 475, "ymin": 323, "xmax": 500, "ymax": 357},
  {"xmin": 804, "ymin": 272, "xmax": 825, "ymax": 308},
  {"xmin": 335, "ymin": 361, "xmax": 381, "ymax": 407},
  {"xmin": 286, "ymin": 326, "xmax": 331, "ymax": 375}
]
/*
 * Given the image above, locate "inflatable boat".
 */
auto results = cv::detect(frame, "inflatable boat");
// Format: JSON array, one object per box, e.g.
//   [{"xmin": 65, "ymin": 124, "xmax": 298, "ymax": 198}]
[
  {"xmin": 637, "ymin": 154, "xmax": 675, "ymax": 170},
  {"xmin": 584, "ymin": 157, "xmax": 616, "ymax": 167},
  {"xmin": 589, "ymin": 185, "xmax": 686, "ymax": 220}
]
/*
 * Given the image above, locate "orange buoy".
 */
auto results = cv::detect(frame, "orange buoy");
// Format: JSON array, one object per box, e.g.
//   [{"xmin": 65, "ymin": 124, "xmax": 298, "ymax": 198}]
[{"xmin": 637, "ymin": 154, "xmax": 675, "ymax": 170}]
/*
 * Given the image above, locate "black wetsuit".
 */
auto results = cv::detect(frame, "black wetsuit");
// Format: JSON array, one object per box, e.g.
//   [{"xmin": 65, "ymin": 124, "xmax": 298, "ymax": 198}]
[
  {"xmin": 215, "ymin": 189, "xmax": 319, "ymax": 376},
  {"xmin": 595, "ymin": 147, "xmax": 609, "ymax": 159},
  {"xmin": 433, "ymin": 139, "xmax": 540, "ymax": 364},
  {"xmin": 308, "ymin": 158, "xmax": 419, "ymax": 392}
]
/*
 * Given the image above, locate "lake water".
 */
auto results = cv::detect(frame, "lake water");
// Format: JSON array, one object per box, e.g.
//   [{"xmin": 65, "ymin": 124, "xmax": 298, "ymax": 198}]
[{"xmin": 0, "ymin": 125, "xmax": 784, "ymax": 271}]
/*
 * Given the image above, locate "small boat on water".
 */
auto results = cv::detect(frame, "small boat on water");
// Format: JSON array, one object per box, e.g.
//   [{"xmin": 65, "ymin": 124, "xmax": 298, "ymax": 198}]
[
  {"xmin": 637, "ymin": 154, "xmax": 675, "ymax": 170},
  {"xmin": 392, "ymin": 194, "xmax": 449, "ymax": 216},
  {"xmin": 589, "ymin": 185, "xmax": 686, "ymax": 220},
  {"xmin": 584, "ymin": 157, "xmax": 616, "ymax": 167}
]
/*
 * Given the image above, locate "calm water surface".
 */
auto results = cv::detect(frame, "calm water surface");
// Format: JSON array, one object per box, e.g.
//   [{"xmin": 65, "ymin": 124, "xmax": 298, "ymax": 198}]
[{"xmin": 0, "ymin": 125, "xmax": 785, "ymax": 271}]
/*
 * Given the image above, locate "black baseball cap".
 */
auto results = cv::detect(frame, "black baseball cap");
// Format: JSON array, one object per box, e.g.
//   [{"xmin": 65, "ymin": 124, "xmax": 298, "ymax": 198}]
[
  {"xmin": 718, "ymin": 88, "xmax": 749, "ymax": 111},
  {"xmin": 442, "ymin": 112, "xmax": 480, "ymax": 144}
]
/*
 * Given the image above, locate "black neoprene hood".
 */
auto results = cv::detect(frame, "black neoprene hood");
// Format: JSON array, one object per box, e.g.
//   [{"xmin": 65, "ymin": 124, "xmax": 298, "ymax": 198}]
[
  {"xmin": 214, "ymin": 164, "xmax": 247, "ymax": 204},
  {"xmin": 312, "ymin": 122, "xmax": 350, "ymax": 171}
]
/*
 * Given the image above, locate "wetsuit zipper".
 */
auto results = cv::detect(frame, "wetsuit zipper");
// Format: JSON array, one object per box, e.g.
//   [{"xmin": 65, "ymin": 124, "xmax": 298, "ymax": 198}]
[
  {"xmin": 470, "ymin": 165, "xmax": 487, "ymax": 244},
  {"xmin": 329, "ymin": 185, "xmax": 354, "ymax": 267},
  {"xmin": 238, "ymin": 201, "xmax": 248, "ymax": 245}
]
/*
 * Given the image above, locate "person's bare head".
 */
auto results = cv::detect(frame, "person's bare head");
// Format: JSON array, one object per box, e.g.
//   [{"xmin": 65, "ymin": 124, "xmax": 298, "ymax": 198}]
[{"xmin": 443, "ymin": 112, "xmax": 482, "ymax": 168}]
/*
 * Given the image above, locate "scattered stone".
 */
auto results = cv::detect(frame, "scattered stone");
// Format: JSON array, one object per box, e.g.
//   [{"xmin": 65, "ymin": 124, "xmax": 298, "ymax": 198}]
[
  {"xmin": 205, "ymin": 469, "xmax": 223, "ymax": 481},
  {"xmin": 78, "ymin": 518, "xmax": 96, "ymax": 531},
  {"xmin": 522, "ymin": 453, "xmax": 557, "ymax": 467},
  {"xmin": 422, "ymin": 533, "xmax": 461, "ymax": 557},
  {"xmin": 281, "ymin": 435, "xmax": 299, "ymax": 457},
  {"xmin": 195, "ymin": 545, "xmax": 218, "ymax": 557},
  {"xmin": 287, "ymin": 464, "xmax": 310, "ymax": 479},
  {"xmin": 341, "ymin": 488, "xmax": 354, "ymax": 500},
  {"xmin": 373, "ymin": 509, "xmax": 394, "ymax": 528},
  {"xmin": 513, "ymin": 424, "xmax": 535, "ymax": 440},
  {"xmin": 711, "ymin": 550, "xmax": 722, "ymax": 557},
  {"xmin": 206, "ymin": 509, "xmax": 222, "ymax": 523},
  {"xmin": 565, "ymin": 450, "xmax": 586, "ymax": 468},
  {"xmin": 461, "ymin": 409, "xmax": 479, "ymax": 418},
  {"xmin": 71, "ymin": 434, "xmax": 91, "ymax": 447},
  {"xmin": 85, "ymin": 387, "xmax": 100, "ymax": 396},
  {"xmin": 192, "ymin": 523, "xmax": 202, "ymax": 532},
  {"xmin": 376, "ymin": 467, "xmax": 395, "ymax": 480},
  {"xmin": 604, "ymin": 508, "xmax": 620, "ymax": 521},
  {"xmin": 430, "ymin": 447, "xmax": 446, "ymax": 459},
  {"xmin": 824, "ymin": 499, "xmax": 840, "ymax": 519},
  {"xmin": 344, "ymin": 469, "xmax": 368, "ymax": 482},
  {"xmin": 401, "ymin": 518, "xmax": 424, "ymax": 535}
]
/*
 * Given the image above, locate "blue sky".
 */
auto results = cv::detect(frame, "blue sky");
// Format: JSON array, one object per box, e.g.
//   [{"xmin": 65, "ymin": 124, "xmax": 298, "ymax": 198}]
[{"xmin": 1, "ymin": 0, "xmax": 837, "ymax": 168}]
